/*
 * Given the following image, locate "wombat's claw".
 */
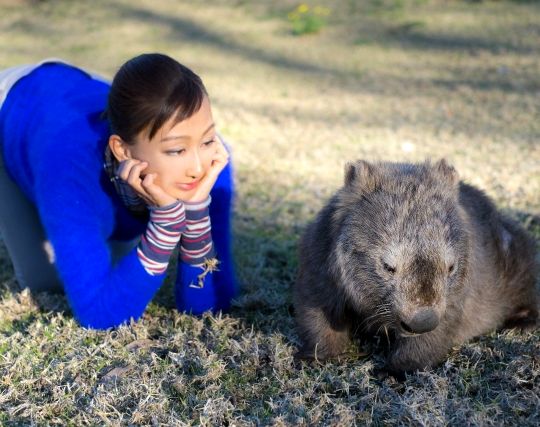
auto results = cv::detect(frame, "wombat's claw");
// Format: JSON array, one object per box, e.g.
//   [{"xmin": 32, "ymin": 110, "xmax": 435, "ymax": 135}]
[
  {"xmin": 294, "ymin": 349, "xmax": 322, "ymax": 364},
  {"xmin": 335, "ymin": 349, "xmax": 370, "ymax": 362},
  {"xmin": 371, "ymin": 366, "xmax": 406, "ymax": 383},
  {"xmin": 502, "ymin": 307, "xmax": 539, "ymax": 331},
  {"xmin": 294, "ymin": 345, "xmax": 336, "ymax": 364},
  {"xmin": 372, "ymin": 367, "xmax": 390, "ymax": 381},
  {"xmin": 293, "ymin": 350, "xmax": 321, "ymax": 369}
]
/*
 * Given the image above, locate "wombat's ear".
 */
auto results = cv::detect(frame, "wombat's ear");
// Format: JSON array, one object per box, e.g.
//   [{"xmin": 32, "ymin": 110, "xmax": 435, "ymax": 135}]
[
  {"xmin": 433, "ymin": 159, "xmax": 459, "ymax": 187},
  {"xmin": 344, "ymin": 160, "xmax": 378, "ymax": 191}
]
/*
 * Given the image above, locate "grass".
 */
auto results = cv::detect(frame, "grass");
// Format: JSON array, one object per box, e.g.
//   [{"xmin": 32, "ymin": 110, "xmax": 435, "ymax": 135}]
[{"xmin": 0, "ymin": 0, "xmax": 539, "ymax": 424}]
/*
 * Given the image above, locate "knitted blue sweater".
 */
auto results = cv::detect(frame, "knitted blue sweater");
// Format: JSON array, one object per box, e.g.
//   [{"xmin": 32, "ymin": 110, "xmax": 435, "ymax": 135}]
[{"xmin": 0, "ymin": 63, "xmax": 236, "ymax": 328}]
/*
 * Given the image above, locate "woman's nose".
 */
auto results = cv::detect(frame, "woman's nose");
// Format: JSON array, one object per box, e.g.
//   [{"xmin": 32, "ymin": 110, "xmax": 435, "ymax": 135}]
[{"xmin": 186, "ymin": 151, "xmax": 203, "ymax": 179}]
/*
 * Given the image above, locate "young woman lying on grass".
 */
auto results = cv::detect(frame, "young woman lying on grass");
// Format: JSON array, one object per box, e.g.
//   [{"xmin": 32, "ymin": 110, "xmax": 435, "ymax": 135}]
[{"xmin": 0, "ymin": 53, "xmax": 236, "ymax": 328}]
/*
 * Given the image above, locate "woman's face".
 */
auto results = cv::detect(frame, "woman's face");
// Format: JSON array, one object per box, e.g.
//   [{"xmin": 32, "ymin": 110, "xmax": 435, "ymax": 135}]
[{"xmin": 127, "ymin": 96, "xmax": 216, "ymax": 201}]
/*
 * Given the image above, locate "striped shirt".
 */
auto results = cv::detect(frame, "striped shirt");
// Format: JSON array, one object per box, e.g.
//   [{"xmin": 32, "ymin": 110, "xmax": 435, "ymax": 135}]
[
  {"xmin": 182, "ymin": 197, "xmax": 216, "ymax": 266},
  {"xmin": 137, "ymin": 197, "xmax": 215, "ymax": 275}
]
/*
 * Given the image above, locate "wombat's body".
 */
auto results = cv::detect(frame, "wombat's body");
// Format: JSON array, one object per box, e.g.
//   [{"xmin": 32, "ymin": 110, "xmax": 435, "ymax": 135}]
[{"xmin": 294, "ymin": 160, "xmax": 538, "ymax": 373}]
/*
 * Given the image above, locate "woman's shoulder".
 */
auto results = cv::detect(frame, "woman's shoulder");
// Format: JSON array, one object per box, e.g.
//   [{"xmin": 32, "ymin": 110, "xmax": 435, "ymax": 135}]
[{"xmin": 1, "ymin": 58, "xmax": 109, "ymax": 108}]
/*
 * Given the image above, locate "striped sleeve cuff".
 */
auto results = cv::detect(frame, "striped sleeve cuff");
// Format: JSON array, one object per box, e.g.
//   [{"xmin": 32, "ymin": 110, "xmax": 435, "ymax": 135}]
[
  {"xmin": 137, "ymin": 200, "xmax": 186, "ymax": 275},
  {"xmin": 180, "ymin": 196, "xmax": 216, "ymax": 266}
]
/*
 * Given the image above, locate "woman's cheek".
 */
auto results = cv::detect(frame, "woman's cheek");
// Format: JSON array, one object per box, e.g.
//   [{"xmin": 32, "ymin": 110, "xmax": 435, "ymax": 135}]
[
  {"xmin": 142, "ymin": 157, "xmax": 167, "ymax": 177},
  {"xmin": 202, "ymin": 150, "xmax": 214, "ymax": 170},
  {"xmin": 153, "ymin": 174, "xmax": 166, "ymax": 189}
]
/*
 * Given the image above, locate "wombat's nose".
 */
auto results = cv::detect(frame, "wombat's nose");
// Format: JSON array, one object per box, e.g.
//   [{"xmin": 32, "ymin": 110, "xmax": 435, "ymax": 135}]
[{"xmin": 401, "ymin": 309, "xmax": 439, "ymax": 334}]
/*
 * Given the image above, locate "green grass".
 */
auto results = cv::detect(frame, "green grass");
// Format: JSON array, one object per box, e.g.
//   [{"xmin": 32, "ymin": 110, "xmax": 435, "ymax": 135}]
[{"xmin": 0, "ymin": 0, "xmax": 539, "ymax": 425}]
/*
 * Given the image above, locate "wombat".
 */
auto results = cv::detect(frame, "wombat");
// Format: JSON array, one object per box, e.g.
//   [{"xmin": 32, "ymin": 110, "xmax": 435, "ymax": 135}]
[{"xmin": 294, "ymin": 159, "xmax": 538, "ymax": 374}]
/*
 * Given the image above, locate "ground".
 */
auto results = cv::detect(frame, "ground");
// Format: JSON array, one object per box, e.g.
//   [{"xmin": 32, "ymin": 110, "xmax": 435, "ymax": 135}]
[{"xmin": 0, "ymin": 0, "xmax": 539, "ymax": 425}]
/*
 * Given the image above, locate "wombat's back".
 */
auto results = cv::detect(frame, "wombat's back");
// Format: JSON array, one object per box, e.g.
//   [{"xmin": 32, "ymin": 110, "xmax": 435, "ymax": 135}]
[{"xmin": 455, "ymin": 183, "xmax": 538, "ymax": 340}]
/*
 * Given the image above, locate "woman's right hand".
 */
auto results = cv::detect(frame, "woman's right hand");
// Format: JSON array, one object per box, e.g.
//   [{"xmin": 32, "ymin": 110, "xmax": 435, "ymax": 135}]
[
  {"xmin": 116, "ymin": 159, "xmax": 177, "ymax": 207},
  {"xmin": 183, "ymin": 137, "xmax": 230, "ymax": 203}
]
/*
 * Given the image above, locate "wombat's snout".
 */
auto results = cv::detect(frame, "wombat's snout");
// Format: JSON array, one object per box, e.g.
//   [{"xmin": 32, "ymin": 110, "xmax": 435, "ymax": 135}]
[{"xmin": 400, "ymin": 308, "xmax": 440, "ymax": 335}]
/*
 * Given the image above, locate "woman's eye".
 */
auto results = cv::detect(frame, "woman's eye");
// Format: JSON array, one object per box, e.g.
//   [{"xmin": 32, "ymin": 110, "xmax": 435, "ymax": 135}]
[
  {"xmin": 165, "ymin": 149, "xmax": 185, "ymax": 156},
  {"xmin": 202, "ymin": 138, "xmax": 215, "ymax": 147}
]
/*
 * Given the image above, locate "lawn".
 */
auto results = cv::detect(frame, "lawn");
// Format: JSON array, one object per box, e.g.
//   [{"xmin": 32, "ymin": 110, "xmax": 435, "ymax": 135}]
[{"xmin": 0, "ymin": 0, "xmax": 539, "ymax": 425}]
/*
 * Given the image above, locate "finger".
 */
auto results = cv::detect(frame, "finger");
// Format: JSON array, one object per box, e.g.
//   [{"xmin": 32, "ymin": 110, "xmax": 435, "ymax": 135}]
[
  {"xmin": 215, "ymin": 138, "xmax": 229, "ymax": 158},
  {"xmin": 185, "ymin": 142, "xmax": 229, "ymax": 201},
  {"xmin": 122, "ymin": 161, "xmax": 154, "ymax": 201},
  {"xmin": 140, "ymin": 173, "xmax": 162, "ymax": 196},
  {"xmin": 126, "ymin": 161, "xmax": 148, "ymax": 187},
  {"xmin": 141, "ymin": 174, "xmax": 177, "ymax": 207},
  {"xmin": 196, "ymin": 160, "xmax": 226, "ymax": 195},
  {"xmin": 211, "ymin": 142, "xmax": 229, "ymax": 161},
  {"xmin": 210, "ymin": 152, "xmax": 229, "ymax": 172},
  {"xmin": 117, "ymin": 159, "xmax": 141, "ymax": 181}
]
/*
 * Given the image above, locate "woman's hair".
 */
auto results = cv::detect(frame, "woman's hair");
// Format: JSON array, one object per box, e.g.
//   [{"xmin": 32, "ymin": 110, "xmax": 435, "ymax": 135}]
[{"xmin": 106, "ymin": 53, "xmax": 207, "ymax": 144}]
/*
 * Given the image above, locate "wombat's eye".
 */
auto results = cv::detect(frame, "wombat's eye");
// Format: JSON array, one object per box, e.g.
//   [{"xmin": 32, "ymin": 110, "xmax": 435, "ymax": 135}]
[
  {"xmin": 383, "ymin": 262, "xmax": 396, "ymax": 274},
  {"xmin": 448, "ymin": 264, "xmax": 455, "ymax": 275}
]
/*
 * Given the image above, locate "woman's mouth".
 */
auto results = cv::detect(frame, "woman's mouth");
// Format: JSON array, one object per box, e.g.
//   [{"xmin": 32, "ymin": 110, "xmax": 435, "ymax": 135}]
[{"xmin": 177, "ymin": 180, "xmax": 200, "ymax": 191}]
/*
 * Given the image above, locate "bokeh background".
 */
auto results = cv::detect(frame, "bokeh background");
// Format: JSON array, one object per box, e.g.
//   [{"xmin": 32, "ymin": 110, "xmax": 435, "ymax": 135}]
[{"xmin": 0, "ymin": 0, "xmax": 539, "ymax": 425}]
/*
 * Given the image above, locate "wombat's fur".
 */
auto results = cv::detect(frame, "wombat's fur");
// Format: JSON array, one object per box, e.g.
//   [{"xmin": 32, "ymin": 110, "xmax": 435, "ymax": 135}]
[{"xmin": 294, "ymin": 159, "xmax": 538, "ymax": 374}]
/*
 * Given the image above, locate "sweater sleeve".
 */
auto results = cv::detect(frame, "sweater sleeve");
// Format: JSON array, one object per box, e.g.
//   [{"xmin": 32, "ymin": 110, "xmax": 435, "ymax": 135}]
[
  {"xmin": 32, "ymin": 153, "xmax": 170, "ymax": 329},
  {"xmin": 174, "ymin": 196, "xmax": 217, "ymax": 314}
]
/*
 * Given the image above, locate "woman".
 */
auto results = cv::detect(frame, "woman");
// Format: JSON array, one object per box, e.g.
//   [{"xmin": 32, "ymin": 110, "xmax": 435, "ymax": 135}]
[{"xmin": 0, "ymin": 53, "xmax": 236, "ymax": 329}]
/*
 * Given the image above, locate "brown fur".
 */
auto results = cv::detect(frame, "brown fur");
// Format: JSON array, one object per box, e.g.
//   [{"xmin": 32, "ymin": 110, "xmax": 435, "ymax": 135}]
[{"xmin": 293, "ymin": 159, "xmax": 538, "ymax": 374}]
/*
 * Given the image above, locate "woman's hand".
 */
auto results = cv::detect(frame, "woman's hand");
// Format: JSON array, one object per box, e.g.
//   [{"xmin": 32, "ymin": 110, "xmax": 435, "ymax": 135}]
[
  {"xmin": 183, "ymin": 137, "xmax": 230, "ymax": 203},
  {"xmin": 116, "ymin": 159, "xmax": 177, "ymax": 207}
]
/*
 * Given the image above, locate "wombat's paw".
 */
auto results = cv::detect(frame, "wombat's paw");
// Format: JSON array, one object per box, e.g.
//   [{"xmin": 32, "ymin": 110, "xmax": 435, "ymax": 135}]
[
  {"xmin": 503, "ymin": 306, "xmax": 539, "ymax": 331},
  {"xmin": 293, "ymin": 350, "xmax": 324, "ymax": 368},
  {"xmin": 294, "ymin": 350, "xmax": 328, "ymax": 363},
  {"xmin": 386, "ymin": 350, "xmax": 435, "ymax": 376},
  {"xmin": 294, "ymin": 348, "xmax": 317, "ymax": 362},
  {"xmin": 384, "ymin": 360, "xmax": 423, "ymax": 378},
  {"xmin": 374, "ymin": 366, "xmax": 406, "ymax": 382}
]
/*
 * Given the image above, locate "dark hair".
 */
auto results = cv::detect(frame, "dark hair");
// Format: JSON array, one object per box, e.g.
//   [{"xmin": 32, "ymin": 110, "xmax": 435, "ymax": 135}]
[{"xmin": 106, "ymin": 53, "xmax": 207, "ymax": 144}]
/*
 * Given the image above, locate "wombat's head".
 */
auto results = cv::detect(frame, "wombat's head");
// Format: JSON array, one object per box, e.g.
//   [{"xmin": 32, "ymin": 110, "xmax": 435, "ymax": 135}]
[{"xmin": 330, "ymin": 159, "xmax": 470, "ymax": 337}]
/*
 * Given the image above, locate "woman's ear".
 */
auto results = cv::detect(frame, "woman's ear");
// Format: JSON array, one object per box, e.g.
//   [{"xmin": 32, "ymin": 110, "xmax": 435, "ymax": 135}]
[{"xmin": 108, "ymin": 134, "xmax": 132, "ymax": 162}]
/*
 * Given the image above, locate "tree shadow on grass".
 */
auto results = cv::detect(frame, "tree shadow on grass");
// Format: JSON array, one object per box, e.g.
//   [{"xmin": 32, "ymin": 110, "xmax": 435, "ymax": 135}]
[
  {"xmin": 117, "ymin": 1, "xmax": 540, "ymax": 96},
  {"xmin": 107, "ymin": 2, "xmax": 339, "ymax": 79},
  {"xmin": 384, "ymin": 25, "xmax": 539, "ymax": 55},
  {"xmin": 227, "ymin": 215, "xmax": 300, "ymax": 342},
  {"xmin": 5, "ymin": 1, "xmax": 539, "ymax": 106}
]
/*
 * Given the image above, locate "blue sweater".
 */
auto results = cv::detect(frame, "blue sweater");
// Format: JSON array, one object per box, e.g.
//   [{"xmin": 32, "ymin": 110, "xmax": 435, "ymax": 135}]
[{"xmin": 0, "ymin": 63, "xmax": 236, "ymax": 328}]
